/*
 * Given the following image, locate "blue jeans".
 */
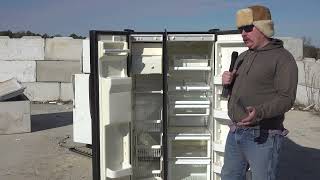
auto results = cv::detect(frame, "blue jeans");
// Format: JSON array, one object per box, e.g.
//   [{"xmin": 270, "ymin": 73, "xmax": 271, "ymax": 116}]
[{"xmin": 221, "ymin": 127, "xmax": 284, "ymax": 180}]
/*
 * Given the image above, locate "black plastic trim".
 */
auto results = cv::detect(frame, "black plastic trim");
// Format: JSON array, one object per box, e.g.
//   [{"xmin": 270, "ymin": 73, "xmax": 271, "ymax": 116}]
[
  {"xmin": 162, "ymin": 30, "xmax": 168, "ymax": 180},
  {"xmin": 216, "ymin": 29, "xmax": 241, "ymax": 35},
  {"xmin": 89, "ymin": 30, "xmax": 100, "ymax": 180}
]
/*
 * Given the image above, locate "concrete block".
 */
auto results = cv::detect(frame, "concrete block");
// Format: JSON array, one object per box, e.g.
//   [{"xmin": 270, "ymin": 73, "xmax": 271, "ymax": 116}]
[
  {"xmin": 306, "ymin": 60, "xmax": 320, "ymax": 89},
  {"xmin": 22, "ymin": 82, "xmax": 60, "ymax": 102},
  {"xmin": 296, "ymin": 60, "xmax": 305, "ymax": 86},
  {"xmin": 280, "ymin": 37, "xmax": 303, "ymax": 61},
  {"xmin": 45, "ymin": 37, "xmax": 82, "ymax": 61},
  {"xmin": 36, "ymin": 61, "xmax": 80, "ymax": 82},
  {"xmin": 297, "ymin": 59, "xmax": 320, "ymax": 89},
  {"xmin": 0, "ymin": 38, "xmax": 44, "ymax": 61},
  {"xmin": 295, "ymin": 84, "xmax": 320, "ymax": 107},
  {"xmin": 60, "ymin": 83, "xmax": 73, "ymax": 101},
  {"xmin": 82, "ymin": 39, "xmax": 90, "ymax": 73},
  {"xmin": 0, "ymin": 78, "xmax": 25, "ymax": 101},
  {"xmin": 0, "ymin": 60, "xmax": 36, "ymax": 82},
  {"xmin": 0, "ymin": 94, "xmax": 31, "ymax": 134}
]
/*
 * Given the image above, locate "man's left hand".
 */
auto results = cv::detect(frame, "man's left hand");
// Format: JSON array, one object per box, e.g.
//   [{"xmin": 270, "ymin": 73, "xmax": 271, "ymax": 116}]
[{"xmin": 237, "ymin": 106, "xmax": 257, "ymax": 126}]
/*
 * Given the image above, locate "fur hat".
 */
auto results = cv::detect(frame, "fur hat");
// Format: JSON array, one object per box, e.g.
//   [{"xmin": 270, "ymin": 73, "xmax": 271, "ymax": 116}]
[{"xmin": 236, "ymin": 5, "xmax": 274, "ymax": 37}]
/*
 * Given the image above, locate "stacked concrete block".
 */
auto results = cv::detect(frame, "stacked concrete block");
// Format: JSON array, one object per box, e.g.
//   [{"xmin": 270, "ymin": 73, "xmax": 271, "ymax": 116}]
[
  {"xmin": 297, "ymin": 58, "xmax": 320, "ymax": 89},
  {"xmin": 45, "ymin": 37, "xmax": 82, "ymax": 61},
  {"xmin": 0, "ymin": 94, "xmax": 31, "ymax": 134},
  {"xmin": 60, "ymin": 83, "xmax": 73, "ymax": 101},
  {"xmin": 0, "ymin": 36, "xmax": 44, "ymax": 61},
  {"xmin": 22, "ymin": 82, "xmax": 60, "ymax": 102},
  {"xmin": 0, "ymin": 36, "xmax": 43, "ymax": 83},
  {"xmin": 294, "ymin": 58, "xmax": 320, "ymax": 108},
  {"xmin": 279, "ymin": 37, "xmax": 303, "ymax": 60},
  {"xmin": 35, "ymin": 37, "xmax": 82, "ymax": 101},
  {"xmin": 0, "ymin": 61, "xmax": 36, "ymax": 82},
  {"xmin": 296, "ymin": 84, "xmax": 320, "ymax": 108},
  {"xmin": 36, "ymin": 61, "xmax": 80, "ymax": 82}
]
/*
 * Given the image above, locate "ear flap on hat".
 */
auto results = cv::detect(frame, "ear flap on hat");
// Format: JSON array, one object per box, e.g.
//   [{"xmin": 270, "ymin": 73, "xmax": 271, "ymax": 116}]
[{"xmin": 253, "ymin": 20, "xmax": 274, "ymax": 37}]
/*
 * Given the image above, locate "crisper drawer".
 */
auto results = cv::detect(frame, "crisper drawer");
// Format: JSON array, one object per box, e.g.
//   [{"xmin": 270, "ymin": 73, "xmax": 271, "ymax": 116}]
[
  {"xmin": 168, "ymin": 159, "xmax": 210, "ymax": 180},
  {"xmin": 133, "ymin": 161, "xmax": 161, "ymax": 179},
  {"xmin": 168, "ymin": 133, "xmax": 211, "ymax": 158},
  {"xmin": 169, "ymin": 139, "xmax": 210, "ymax": 158}
]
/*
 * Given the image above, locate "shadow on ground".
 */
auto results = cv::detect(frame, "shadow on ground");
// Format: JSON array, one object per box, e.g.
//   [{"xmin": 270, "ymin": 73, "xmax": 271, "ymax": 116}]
[
  {"xmin": 30, "ymin": 111, "xmax": 320, "ymax": 179},
  {"xmin": 31, "ymin": 112, "xmax": 73, "ymax": 132},
  {"xmin": 278, "ymin": 137, "xmax": 320, "ymax": 180}
]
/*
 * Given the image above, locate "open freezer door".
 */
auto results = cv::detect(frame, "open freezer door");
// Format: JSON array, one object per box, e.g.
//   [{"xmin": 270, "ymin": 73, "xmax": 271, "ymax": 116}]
[
  {"xmin": 100, "ymin": 77, "xmax": 132, "ymax": 180},
  {"xmin": 89, "ymin": 31, "xmax": 132, "ymax": 180}
]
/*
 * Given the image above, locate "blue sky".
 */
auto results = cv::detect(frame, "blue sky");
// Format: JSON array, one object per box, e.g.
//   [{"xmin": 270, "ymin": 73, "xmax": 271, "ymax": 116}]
[{"xmin": 1, "ymin": 0, "xmax": 320, "ymax": 47}]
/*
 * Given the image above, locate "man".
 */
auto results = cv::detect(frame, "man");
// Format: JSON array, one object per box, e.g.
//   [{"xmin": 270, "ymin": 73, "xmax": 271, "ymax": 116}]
[{"xmin": 221, "ymin": 5, "xmax": 298, "ymax": 180}]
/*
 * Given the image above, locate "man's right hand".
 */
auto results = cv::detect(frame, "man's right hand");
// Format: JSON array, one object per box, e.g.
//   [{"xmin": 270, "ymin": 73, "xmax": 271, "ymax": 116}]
[{"xmin": 222, "ymin": 70, "xmax": 236, "ymax": 85}]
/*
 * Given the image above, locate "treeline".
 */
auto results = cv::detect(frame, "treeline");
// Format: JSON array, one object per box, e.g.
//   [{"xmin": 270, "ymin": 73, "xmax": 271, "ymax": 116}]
[
  {"xmin": 0, "ymin": 30, "xmax": 86, "ymax": 39},
  {"xmin": 303, "ymin": 37, "xmax": 320, "ymax": 59}
]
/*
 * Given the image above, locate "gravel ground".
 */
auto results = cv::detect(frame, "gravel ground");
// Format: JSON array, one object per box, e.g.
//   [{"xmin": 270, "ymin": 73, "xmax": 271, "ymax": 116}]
[{"xmin": 0, "ymin": 104, "xmax": 319, "ymax": 180}]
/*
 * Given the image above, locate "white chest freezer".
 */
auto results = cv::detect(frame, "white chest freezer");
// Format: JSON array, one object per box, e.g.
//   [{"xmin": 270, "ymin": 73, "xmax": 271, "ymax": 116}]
[{"xmin": 73, "ymin": 30, "xmax": 249, "ymax": 180}]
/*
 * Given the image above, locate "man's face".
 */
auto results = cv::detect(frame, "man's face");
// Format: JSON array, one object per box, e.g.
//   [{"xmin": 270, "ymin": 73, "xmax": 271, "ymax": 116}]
[{"xmin": 239, "ymin": 25, "xmax": 267, "ymax": 49}]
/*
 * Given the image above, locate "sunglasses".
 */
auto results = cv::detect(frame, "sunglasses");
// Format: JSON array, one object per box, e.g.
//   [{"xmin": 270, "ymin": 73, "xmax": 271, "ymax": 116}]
[{"xmin": 238, "ymin": 25, "xmax": 254, "ymax": 33}]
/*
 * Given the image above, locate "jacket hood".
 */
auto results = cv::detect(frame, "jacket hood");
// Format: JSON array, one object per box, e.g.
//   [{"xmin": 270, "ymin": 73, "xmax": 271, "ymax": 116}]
[{"xmin": 256, "ymin": 38, "xmax": 283, "ymax": 51}]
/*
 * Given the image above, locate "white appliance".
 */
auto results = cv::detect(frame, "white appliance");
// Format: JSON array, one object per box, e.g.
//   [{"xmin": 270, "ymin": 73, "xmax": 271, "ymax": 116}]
[{"xmin": 73, "ymin": 30, "xmax": 249, "ymax": 180}]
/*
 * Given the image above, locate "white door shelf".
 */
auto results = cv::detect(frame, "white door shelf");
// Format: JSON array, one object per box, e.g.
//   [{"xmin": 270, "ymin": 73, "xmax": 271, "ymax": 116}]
[
  {"xmin": 213, "ymin": 163, "xmax": 223, "ymax": 174},
  {"xmin": 173, "ymin": 66, "xmax": 212, "ymax": 71},
  {"xmin": 213, "ymin": 141, "xmax": 226, "ymax": 153},
  {"xmin": 213, "ymin": 109, "xmax": 231, "ymax": 120},
  {"xmin": 175, "ymin": 85, "xmax": 211, "ymax": 91}
]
